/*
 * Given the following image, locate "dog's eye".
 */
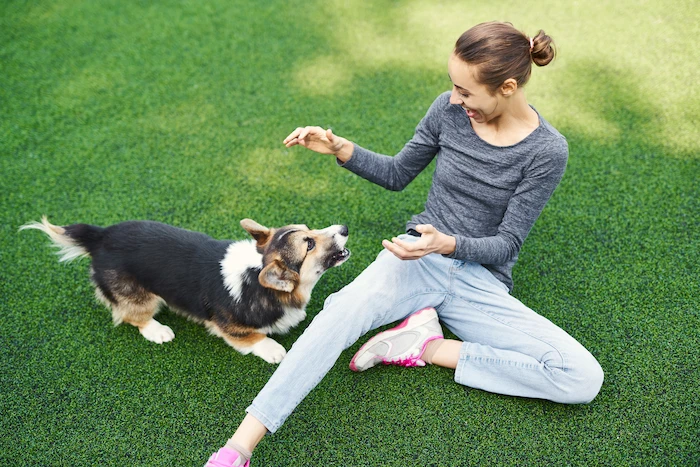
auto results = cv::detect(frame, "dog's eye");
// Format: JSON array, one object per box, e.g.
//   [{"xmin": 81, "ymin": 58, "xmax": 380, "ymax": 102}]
[{"xmin": 306, "ymin": 238, "xmax": 315, "ymax": 251}]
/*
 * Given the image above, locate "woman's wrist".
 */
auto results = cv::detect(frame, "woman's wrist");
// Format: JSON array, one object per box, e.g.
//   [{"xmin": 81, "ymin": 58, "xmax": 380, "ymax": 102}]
[
  {"xmin": 439, "ymin": 234, "xmax": 456, "ymax": 255},
  {"xmin": 334, "ymin": 138, "xmax": 354, "ymax": 163}
]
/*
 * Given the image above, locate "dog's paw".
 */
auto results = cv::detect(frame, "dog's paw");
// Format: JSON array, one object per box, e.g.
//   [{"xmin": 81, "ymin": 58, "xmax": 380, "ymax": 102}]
[
  {"xmin": 139, "ymin": 319, "xmax": 175, "ymax": 344},
  {"xmin": 251, "ymin": 337, "xmax": 286, "ymax": 364}
]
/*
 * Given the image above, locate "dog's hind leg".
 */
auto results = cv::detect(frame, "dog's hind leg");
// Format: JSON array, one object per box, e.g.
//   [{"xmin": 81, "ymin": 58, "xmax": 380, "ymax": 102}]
[
  {"xmin": 92, "ymin": 269, "xmax": 173, "ymax": 344},
  {"xmin": 132, "ymin": 316, "xmax": 174, "ymax": 344},
  {"xmin": 115, "ymin": 295, "xmax": 173, "ymax": 344}
]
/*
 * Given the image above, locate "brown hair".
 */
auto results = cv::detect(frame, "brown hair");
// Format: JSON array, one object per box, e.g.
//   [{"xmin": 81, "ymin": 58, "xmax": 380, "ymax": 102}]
[{"xmin": 454, "ymin": 22, "xmax": 556, "ymax": 93}]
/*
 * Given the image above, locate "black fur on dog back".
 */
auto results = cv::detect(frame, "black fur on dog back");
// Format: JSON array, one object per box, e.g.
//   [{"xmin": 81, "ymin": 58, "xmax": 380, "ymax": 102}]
[{"xmin": 64, "ymin": 223, "xmax": 106, "ymax": 253}]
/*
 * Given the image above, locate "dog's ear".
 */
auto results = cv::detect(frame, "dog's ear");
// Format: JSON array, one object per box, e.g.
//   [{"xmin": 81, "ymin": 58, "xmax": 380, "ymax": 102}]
[
  {"xmin": 259, "ymin": 260, "xmax": 299, "ymax": 293},
  {"xmin": 241, "ymin": 218, "xmax": 272, "ymax": 247}
]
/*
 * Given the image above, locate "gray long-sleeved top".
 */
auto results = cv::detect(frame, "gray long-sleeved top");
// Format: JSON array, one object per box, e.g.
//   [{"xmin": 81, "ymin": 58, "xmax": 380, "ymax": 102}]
[{"xmin": 341, "ymin": 91, "xmax": 568, "ymax": 292}]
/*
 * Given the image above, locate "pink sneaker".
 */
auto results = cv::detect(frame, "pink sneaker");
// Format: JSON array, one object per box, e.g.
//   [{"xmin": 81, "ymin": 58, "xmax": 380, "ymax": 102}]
[
  {"xmin": 349, "ymin": 307, "xmax": 443, "ymax": 372},
  {"xmin": 205, "ymin": 447, "xmax": 250, "ymax": 467}
]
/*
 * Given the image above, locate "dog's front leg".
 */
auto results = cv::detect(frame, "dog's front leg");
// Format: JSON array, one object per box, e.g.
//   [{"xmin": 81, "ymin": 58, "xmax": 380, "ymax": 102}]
[
  {"xmin": 219, "ymin": 331, "xmax": 287, "ymax": 364},
  {"xmin": 250, "ymin": 336, "xmax": 287, "ymax": 364}
]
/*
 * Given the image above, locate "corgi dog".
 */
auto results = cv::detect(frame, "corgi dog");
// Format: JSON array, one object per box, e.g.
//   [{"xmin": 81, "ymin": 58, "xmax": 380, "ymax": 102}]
[{"xmin": 21, "ymin": 217, "xmax": 350, "ymax": 363}]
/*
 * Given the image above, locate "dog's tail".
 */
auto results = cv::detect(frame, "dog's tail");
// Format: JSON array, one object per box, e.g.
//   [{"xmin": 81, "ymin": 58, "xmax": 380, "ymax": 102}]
[{"xmin": 20, "ymin": 216, "xmax": 105, "ymax": 262}]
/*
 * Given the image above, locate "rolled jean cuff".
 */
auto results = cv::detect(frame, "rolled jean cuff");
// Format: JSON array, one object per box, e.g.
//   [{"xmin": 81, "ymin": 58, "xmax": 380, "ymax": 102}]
[
  {"xmin": 246, "ymin": 404, "xmax": 279, "ymax": 434},
  {"xmin": 454, "ymin": 341, "xmax": 471, "ymax": 385}
]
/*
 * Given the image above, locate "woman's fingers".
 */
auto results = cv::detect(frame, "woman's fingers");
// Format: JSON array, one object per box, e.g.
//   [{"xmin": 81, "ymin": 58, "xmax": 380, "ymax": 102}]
[
  {"xmin": 283, "ymin": 126, "xmax": 321, "ymax": 146},
  {"xmin": 381, "ymin": 239, "xmax": 405, "ymax": 258},
  {"xmin": 283, "ymin": 126, "xmax": 341, "ymax": 154},
  {"xmin": 415, "ymin": 224, "xmax": 436, "ymax": 234},
  {"xmin": 391, "ymin": 236, "xmax": 420, "ymax": 251},
  {"xmin": 298, "ymin": 126, "xmax": 323, "ymax": 142},
  {"xmin": 382, "ymin": 238, "xmax": 426, "ymax": 260},
  {"xmin": 283, "ymin": 127, "xmax": 304, "ymax": 145}
]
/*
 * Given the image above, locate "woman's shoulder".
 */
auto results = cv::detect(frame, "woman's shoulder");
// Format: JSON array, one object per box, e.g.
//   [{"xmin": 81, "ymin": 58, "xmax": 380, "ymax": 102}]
[
  {"xmin": 433, "ymin": 91, "xmax": 458, "ymax": 114},
  {"xmin": 423, "ymin": 91, "xmax": 452, "ymax": 112},
  {"xmin": 422, "ymin": 91, "xmax": 464, "ymax": 128},
  {"xmin": 539, "ymin": 117, "xmax": 566, "ymax": 142},
  {"xmin": 435, "ymin": 90, "xmax": 452, "ymax": 104},
  {"xmin": 418, "ymin": 92, "xmax": 457, "ymax": 133},
  {"xmin": 532, "ymin": 111, "xmax": 568, "ymax": 159}
]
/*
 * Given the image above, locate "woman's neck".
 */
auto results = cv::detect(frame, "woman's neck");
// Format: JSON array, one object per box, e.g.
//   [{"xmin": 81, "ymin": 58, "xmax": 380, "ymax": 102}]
[
  {"xmin": 494, "ymin": 90, "xmax": 538, "ymax": 129},
  {"xmin": 472, "ymin": 91, "xmax": 540, "ymax": 147}
]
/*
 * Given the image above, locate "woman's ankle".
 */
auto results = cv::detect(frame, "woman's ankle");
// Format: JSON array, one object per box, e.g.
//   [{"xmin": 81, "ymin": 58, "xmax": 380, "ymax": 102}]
[
  {"xmin": 228, "ymin": 413, "xmax": 268, "ymax": 452},
  {"xmin": 422, "ymin": 338, "xmax": 445, "ymax": 364},
  {"xmin": 223, "ymin": 440, "xmax": 252, "ymax": 463},
  {"xmin": 424, "ymin": 338, "xmax": 461, "ymax": 369}
]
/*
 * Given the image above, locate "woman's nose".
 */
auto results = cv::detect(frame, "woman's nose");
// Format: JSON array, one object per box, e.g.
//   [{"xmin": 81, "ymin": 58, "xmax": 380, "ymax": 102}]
[{"xmin": 449, "ymin": 87, "xmax": 462, "ymax": 105}]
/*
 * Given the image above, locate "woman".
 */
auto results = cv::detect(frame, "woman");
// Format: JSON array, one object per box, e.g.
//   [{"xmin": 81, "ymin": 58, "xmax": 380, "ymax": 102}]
[{"xmin": 206, "ymin": 21, "xmax": 604, "ymax": 467}]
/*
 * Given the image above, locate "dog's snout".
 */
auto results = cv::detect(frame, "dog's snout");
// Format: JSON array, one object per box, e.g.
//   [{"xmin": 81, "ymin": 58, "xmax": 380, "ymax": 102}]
[{"xmin": 339, "ymin": 225, "xmax": 349, "ymax": 237}]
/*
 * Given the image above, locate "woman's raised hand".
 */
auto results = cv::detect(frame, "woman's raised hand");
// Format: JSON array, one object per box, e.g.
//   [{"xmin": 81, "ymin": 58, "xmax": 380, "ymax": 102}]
[{"xmin": 283, "ymin": 127, "xmax": 353, "ymax": 162}]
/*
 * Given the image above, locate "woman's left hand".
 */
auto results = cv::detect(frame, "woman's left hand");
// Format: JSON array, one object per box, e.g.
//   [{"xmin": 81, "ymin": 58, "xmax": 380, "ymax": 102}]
[{"xmin": 382, "ymin": 224, "xmax": 456, "ymax": 260}]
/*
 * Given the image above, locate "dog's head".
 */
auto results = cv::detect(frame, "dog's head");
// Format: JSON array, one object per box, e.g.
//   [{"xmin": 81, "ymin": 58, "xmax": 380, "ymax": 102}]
[{"xmin": 240, "ymin": 219, "xmax": 350, "ymax": 296}]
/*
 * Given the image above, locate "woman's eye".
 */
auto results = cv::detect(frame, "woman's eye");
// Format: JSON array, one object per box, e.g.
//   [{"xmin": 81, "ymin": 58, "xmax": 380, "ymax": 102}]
[{"xmin": 306, "ymin": 238, "xmax": 316, "ymax": 251}]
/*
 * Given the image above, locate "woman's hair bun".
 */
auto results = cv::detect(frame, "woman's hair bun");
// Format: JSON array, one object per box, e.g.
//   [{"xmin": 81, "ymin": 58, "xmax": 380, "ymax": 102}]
[{"xmin": 530, "ymin": 30, "xmax": 556, "ymax": 67}]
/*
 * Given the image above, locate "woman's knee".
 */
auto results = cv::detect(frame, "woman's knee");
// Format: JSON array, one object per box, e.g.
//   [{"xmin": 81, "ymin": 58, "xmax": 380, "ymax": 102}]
[
  {"xmin": 558, "ymin": 350, "xmax": 604, "ymax": 404},
  {"xmin": 315, "ymin": 287, "xmax": 393, "ymax": 346},
  {"xmin": 322, "ymin": 284, "xmax": 393, "ymax": 318}
]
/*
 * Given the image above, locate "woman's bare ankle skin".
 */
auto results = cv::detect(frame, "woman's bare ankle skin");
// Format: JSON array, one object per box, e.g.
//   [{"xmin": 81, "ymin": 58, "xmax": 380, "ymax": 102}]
[
  {"xmin": 427, "ymin": 339, "xmax": 461, "ymax": 369},
  {"xmin": 227, "ymin": 414, "xmax": 268, "ymax": 452}
]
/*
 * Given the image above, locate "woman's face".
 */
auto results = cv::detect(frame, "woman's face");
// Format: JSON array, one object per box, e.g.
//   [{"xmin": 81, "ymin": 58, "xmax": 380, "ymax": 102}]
[{"xmin": 447, "ymin": 54, "xmax": 502, "ymax": 124}]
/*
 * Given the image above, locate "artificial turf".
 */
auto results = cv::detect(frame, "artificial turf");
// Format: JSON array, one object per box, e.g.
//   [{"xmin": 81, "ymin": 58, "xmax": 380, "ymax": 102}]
[{"xmin": 1, "ymin": 0, "xmax": 698, "ymax": 465}]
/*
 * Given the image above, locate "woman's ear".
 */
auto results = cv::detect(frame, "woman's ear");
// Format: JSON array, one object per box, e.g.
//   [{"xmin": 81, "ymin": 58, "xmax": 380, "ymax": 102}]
[{"xmin": 500, "ymin": 78, "xmax": 518, "ymax": 97}]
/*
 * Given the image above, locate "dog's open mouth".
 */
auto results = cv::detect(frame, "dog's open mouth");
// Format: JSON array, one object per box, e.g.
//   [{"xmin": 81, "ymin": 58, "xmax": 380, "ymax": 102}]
[{"xmin": 329, "ymin": 248, "xmax": 351, "ymax": 267}]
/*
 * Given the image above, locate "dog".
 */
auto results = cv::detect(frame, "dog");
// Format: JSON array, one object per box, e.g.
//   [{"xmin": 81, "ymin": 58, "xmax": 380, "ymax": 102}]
[{"xmin": 21, "ymin": 217, "xmax": 350, "ymax": 363}]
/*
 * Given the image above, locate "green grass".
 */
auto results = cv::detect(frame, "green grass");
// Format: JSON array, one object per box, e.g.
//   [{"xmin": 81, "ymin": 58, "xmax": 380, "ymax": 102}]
[{"xmin": 1, "ymin": 0, "xmax": 698, "ymax": 465}]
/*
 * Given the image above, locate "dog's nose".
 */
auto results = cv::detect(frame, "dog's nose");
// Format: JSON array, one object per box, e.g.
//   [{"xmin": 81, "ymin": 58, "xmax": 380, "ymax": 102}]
[{"xmin": 339, "ymin": 225, "xmax": 349, "ymax": 237}]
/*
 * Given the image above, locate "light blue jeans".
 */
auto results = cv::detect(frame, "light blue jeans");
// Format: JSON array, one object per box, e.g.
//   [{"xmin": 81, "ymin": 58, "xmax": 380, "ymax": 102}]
[{"xmin": 248, "ymin": 235, "xmax": 604, "ymax": 433}]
